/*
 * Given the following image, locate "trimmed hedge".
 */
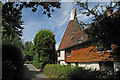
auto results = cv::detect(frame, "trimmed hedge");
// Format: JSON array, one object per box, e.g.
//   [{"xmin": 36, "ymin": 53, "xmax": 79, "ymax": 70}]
[
  {"xmin": 43, "ymin": 64, "xmax": 84, "ymax": 80},
  {"xmin": 43, "ymin": 64, "xmax": 120, "ymax": 80}
]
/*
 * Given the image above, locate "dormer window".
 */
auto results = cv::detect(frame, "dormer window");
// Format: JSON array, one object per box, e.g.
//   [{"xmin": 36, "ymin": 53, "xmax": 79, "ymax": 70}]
[
  {"xmin": 78, "ymin": 39, "xmax": 82, "ymax": 43},
  {"xmin": 78, "ymin": 34, "xmax": 87, "ymax": 43}
]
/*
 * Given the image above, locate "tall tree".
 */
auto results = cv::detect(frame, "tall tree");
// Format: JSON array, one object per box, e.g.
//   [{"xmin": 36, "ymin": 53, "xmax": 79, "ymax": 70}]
[
  {"xmin": 33, "ymin": 29, "xmax": 56, "ymax": 68},
  {"xmin": 2, "ymin": 34, "xmax": 23, "ymax": 49},
  {"xmin": 22, "ymin": 41, "xmax": 33, "ymax": 63}
]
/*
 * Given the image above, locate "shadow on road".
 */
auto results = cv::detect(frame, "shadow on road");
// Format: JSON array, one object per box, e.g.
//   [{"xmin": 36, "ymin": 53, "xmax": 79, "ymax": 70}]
[{"xmin": 17, "ymin": 64, "xmax": 48, "ymax": 80}]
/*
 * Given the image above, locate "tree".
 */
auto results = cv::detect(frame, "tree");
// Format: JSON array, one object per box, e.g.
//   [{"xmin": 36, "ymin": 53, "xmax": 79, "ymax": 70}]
[
  {"xmin": 33, "ymin": 53, "xmax": 40, "ymax": 68},
  {"xmin": 2, "ymin": 34, "xmax": 23, "ymax": 49},
  {"xmin": 2, "ymin": 2, "xmax": 61, "ymax": 65},
  {"xmin": 22, "ymin": 41, "xmax": 33, "ymax": 63},
  {"xmin": 33, "ymin": 29, "xmax": 56, "ymax": 68},
  {"xmin": 2, "ymin": 2, "xmax": 61, "ymax": 38},
  {"xmin": 77, "ymin": 1, "xmax": 120, "ymax": 50}
]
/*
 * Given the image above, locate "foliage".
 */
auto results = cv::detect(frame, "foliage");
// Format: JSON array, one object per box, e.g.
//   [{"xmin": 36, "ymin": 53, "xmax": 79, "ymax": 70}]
[
  {"xmin": 2, "ymin": 61, "xmax": 17, "ymax": 79},
  {"xmin": 24, "ymin": 41, "xmax": 33, "ymax": 51},
  {"xmin": 2, "ymin": 2, "xmax": 61, "ymax": 38},
  {"xmin": 1, "ymin": 1, "xmax": 61, "ymax": 78},
  {"xmin": 43, "ymin": 64, "xmax": 120, "ymax": 80},
  {"xmin": 2, "ymin": 2, "xmax": 23, "ymax": 37},
  {"xmin": 34, "ymin": 29, "xmax": 56, "ymax": 52},
  {"xmin": 29, "ymin": 44, "xmax": 37, "ymax": 55},
  {"xmin": 33, "ymin": 29, "xmax": 56, "ymax": 68},
  {"xmin": 33, "ymin": 53, "xmax": 40, "ymax": 68},
  {"xmin": 2, "ymin": 44, "xmax": 23, "ymax": 79},
  {"xmin": 22, "ymin": 41, "xmax": 33, "ymax": 63},
  {"xmin": 43, "ymin": 64, "xmax": 84, "ymax": 79},
  {"xmin": 77, "ymin": 1, "xmax": 120, "ymax": 48},
  {"xmin": 2, "ymin": 34, "xmax": 23, "ymax": 48}
]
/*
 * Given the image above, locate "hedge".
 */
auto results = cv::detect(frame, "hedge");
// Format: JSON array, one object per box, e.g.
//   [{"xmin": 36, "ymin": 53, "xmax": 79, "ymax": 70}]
[
  {"xmin": 43, "ymin": 64, "xmax": 84, "ymax": 80},
  {"xmin": 43, "ymin": 64, "xmax": 120, "ymax": 80}
]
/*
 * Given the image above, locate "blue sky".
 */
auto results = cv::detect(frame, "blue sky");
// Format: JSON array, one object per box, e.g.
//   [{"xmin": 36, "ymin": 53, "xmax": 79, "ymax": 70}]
[{"xmin": 21, "ymin": 2, "xmax": 109, "ymax": 50}]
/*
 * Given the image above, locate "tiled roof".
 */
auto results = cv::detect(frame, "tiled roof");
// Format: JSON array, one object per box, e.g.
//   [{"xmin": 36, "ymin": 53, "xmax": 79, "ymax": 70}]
[
  {"xmin": 58, "ymin": 19, "xmax": 88, "ymax": 50},
  {"xmin": 58, "ymin": 9, "xmax": 120, "ymax": 62},
  {"xmin": 65, "ymin": 44, "xmax": 118, "ymax": 62}
]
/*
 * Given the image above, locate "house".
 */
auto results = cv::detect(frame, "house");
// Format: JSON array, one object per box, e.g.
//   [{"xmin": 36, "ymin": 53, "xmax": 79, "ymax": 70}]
[{"xmin": 57, "ymin": 8, "xmax": 120, "ymax": 73}]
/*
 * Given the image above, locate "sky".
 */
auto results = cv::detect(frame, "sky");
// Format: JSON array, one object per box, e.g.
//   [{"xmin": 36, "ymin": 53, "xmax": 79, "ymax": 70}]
[{"xmin": 21, "ymin": 2, "xmax": 109, "ymax": 50}]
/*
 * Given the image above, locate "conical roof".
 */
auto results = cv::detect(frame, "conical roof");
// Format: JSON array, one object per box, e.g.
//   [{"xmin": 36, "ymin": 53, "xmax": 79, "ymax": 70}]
[
  {"xmin": 58, "ymin": 8, "xmax": 83, "ymax": 50},
  {"xmin": 58, "ymin": 19, "xmax": 82, "ymax": 50}
]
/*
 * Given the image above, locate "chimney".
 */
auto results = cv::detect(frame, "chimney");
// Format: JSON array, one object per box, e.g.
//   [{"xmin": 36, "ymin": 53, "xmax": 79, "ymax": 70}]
[{"xmin": 70, "ymin": 8, "xmax": 78, "ymax": 21}]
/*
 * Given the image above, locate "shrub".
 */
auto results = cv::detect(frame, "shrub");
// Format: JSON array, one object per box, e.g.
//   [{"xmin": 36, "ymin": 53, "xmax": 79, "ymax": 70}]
[
  {"xmin": 2, "ymin": 61, "xmax": 16, "ymax": 79},
  {"xmin": 2, "ymin": 44, "xmax": 23, "ymax": 79},
  {"xmin": 43, "ymin": 64, "xmax": 84, "ymax": 80},
  {"xmin": 43, "ymin": 64, "xmax": 120, "ymax": 80}
]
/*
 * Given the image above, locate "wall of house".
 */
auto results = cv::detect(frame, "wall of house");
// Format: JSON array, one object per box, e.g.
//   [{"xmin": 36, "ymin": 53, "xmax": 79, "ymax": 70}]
[
  {"xmin": 71, "ymin": 63, "xmax": 76, "ymax": 67},
  {"xmin": 78, "ymin": 62, "xmax": 100, "ymax": 70},
  {"xmin": 70, "ymin": 62, "xmax": 100, "ymax": 70},
  {"xmin": 58, "ymin": 50, "xmax": 65, "ymax": 61},
  {"xmin": 114, "ymin": 61, "xmax": 120, "ymax": 72},
  {"xmin": 60, "ymin": 61, "xmax": 67, "ymax": 65},
  {"xmin": 57, "ymin": 50, "xmax": 67, "ymax": 65}
]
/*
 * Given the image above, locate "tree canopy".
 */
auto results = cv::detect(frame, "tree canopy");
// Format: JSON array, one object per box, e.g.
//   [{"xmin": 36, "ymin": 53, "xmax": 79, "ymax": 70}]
[
  {"xmin": 33, "ymin": 29, "xmax": 56, "ymax": 68},
  {"xmin": 22, "ymin": 41, "xmax": 33, "ymax": 63},
  {"xmin": 2, "ymin": 2, "xmax": 61, "ymax": 38},
  {"xmin": 77, "ymin": 1, "xmax": 120, "ymax": 49}
]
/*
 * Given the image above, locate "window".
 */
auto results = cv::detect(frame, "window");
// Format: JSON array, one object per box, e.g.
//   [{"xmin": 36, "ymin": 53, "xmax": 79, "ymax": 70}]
[{"xmin": 66, "ymin": 49, "xmax": 71, "ymax": 57}]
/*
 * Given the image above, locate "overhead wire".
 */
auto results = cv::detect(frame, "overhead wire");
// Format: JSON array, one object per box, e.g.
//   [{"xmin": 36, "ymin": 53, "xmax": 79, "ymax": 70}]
[{"xmin": 53, "ymin": 4, "xmax": 77, "ymax": 32}]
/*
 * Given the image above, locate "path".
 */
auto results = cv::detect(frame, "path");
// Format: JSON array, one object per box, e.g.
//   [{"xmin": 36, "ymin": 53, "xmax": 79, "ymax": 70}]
[{"xmin": 18, "ymin": 64, "xmax": 49, "ymax": 80}]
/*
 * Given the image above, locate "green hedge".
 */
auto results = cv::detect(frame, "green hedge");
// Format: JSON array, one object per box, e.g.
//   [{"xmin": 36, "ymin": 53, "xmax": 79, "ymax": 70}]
[
  {"xmin": 43, "ymin": 64, "xmax": 84, "ymax": 80},
  {"xmin": 43, "ymin": 64, "xmax": 120, "ymax": 80}
]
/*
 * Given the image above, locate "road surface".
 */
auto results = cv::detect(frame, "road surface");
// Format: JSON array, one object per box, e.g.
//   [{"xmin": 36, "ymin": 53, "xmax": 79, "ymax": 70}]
[{"xmin": 17, "ymin": 64, "xmax": 49, "ymax": 80}]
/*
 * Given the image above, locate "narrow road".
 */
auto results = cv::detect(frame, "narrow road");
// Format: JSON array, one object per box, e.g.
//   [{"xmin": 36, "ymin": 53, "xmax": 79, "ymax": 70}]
[{"xmin": 18, "ymin": 64, "xmax": 49, "ymax": 80}]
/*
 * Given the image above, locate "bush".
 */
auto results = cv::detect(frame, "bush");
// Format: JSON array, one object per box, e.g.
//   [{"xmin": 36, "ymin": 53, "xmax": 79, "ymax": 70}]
[
  {"xmin": 2, "ymin": 61, "xmax": 16, "ymax": 79},
  {"xmin": 2, "ymin": 44, "xmax": 23, "ymax": 79},
  {"xmin": 43, "ymin": 64, "xmax": 120, "ymax": 80},
  {"xmin": 43, "ymin": 64, "xmax": 84, "ymax": 80}
]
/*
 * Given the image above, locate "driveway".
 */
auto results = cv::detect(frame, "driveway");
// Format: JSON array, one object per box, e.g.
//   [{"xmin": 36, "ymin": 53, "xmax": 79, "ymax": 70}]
[{"xmin": 17, "ymin": 64, "xmax": 49, "ymax": 80}]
